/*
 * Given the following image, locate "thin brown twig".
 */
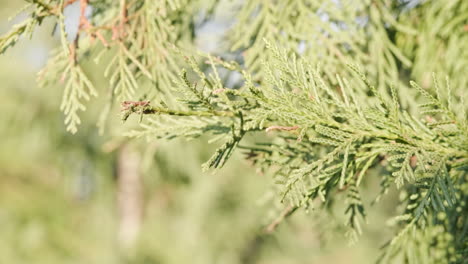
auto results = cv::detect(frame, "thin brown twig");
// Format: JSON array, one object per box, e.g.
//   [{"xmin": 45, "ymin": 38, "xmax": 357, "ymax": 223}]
[
  {"xmin": 78, "ymin": 0, "xmax": 109, "ymax": 47},
  {"xmin": 65, "ymin": 0, "xmax": 78, "ymax": 6},
  {"xmin": 69, "ymin": 41, "xmax": 77, "ymax": 64},
  {"xmin": 121, "ymin": 101, "xmax": 150, "ymax": 111},
  {"xmin": 40, "ymin": 0, "xmax": 78, "ymax": 15},
  {"xmin": 265, "ymin": 125, "xmax": 299, "ymax": 133},
  {"xmin": 60, "ymin": 39, "xmax": 78, "ymax": 82},
  {"xmin": 264, "ymin": 204, "xmax": 297, "ymax": 233},
  {"xmin": 117, "ymin": 0, "xmax": 127, "ymax": 40}
]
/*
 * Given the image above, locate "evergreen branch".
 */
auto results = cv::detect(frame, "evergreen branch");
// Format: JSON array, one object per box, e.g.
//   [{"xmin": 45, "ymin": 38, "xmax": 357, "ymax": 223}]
[
  {"xmin": 141, "ymin": 106, "xmax": 233, "ymax": 118},
  {"xmin": 1, "ymin": 1, "xmax": 467, "ymax": 262},
  {"xmin": 121, "ymin": 101, "xmax": 234, "ymax": 122}
]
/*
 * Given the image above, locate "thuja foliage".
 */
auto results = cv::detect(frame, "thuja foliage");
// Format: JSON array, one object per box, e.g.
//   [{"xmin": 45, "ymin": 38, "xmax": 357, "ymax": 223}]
[{"xmin": 1, "ymin": 0, "xmax": 467, "ymax": 263}]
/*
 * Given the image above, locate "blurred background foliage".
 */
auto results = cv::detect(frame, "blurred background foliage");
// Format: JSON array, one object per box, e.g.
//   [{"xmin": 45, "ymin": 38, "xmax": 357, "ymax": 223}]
[{"xmin": 0, "ymin": 0, "xmax": 465, "ymax": 263}]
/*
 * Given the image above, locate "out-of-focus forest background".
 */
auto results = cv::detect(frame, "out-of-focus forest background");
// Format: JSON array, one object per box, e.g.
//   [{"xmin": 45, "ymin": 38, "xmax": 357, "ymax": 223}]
[{"xmin": 0, "ymin": 1, "xmax": 433, "ymax": 263}]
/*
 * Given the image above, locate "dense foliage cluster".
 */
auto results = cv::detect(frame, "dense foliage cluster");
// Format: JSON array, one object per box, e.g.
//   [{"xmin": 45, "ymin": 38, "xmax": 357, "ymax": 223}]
[{"xmin": 1, "ymin": 0, "xmax": 466, "ymax": 263}]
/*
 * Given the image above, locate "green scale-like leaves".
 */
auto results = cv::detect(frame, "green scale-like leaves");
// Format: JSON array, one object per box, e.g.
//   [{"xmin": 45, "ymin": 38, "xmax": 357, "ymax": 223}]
[
  {"xmin": 123, "ymin": 42, "xmax": 467, "ymax": 262},
  {"xmin": 1, "ymin": 0, "xmax": 467, "ymax": 263}
]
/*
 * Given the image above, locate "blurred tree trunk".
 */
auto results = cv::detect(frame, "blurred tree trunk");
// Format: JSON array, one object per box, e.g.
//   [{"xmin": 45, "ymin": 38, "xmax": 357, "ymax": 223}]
[{"xmin": 116, "ymin": 144, "xmax": 143, "ymax": 250}]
